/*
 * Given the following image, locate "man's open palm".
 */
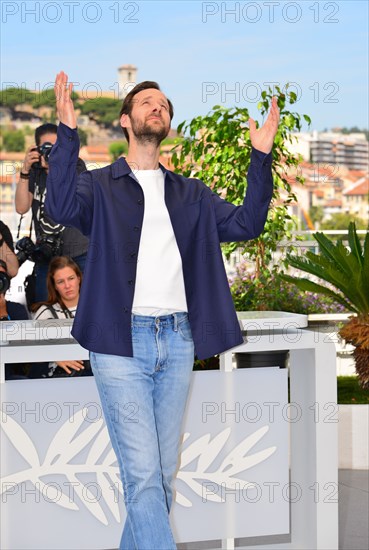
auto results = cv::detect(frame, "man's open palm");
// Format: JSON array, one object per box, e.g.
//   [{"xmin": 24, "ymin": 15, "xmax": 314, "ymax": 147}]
[
  {"xmin": 249, "ymin": 96, "xmax": 280, "ymax": 154},
  {"xmin": 54, "ymin": 71, "xmax": 77, "ymax": 129}
]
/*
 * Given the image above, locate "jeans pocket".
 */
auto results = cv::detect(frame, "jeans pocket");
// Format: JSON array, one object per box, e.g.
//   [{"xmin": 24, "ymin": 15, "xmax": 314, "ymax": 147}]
[{"xmin": 177, "ymin": 319, "xmax": 193, "ymax": 342}]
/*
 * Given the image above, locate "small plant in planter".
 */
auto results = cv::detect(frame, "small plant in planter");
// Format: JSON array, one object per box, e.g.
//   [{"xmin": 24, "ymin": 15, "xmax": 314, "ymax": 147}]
[
  {"xmin": 170, "ymin": 85, "xmax": 312, "ymax": 370},
  {"xmin": 282, "ymin": 222, "xmax": 369, "ymax": 388},
  {"xmin": 229, "ymin": 264, "xmax": 346, "ymax": 369},
  {"xmin": 229, "ymin": 264, "xmax": 346, "ymax": 314},
  {"xmin": 170, "ymin": 85, "xmax": 310, "ymax": 273}
]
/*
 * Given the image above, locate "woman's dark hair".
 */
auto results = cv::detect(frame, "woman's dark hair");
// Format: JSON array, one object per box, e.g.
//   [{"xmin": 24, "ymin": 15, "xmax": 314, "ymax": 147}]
[
  {"xmin": 35, "ymin": 123, "xmax": 58, "ymax": 146},
  {"xmin": 0, "ymin": 259, "xmax": 8, "ymax": 272},
  {"xmin": 31, "ymin": 256, "xmax": 82, "ymax": 312},
  {"xmin": 119, "ymin": 81, "xmax": 174, "ymax": 143}
]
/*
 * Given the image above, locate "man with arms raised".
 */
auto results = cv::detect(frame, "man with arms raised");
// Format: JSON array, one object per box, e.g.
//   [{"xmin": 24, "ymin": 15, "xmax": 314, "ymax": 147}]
[{"xmin": 46, "ymin": 71, "xmax": 279, "ymax": 550}]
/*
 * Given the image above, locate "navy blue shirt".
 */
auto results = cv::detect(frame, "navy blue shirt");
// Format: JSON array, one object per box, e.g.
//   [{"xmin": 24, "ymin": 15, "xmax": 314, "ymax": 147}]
[
  {"xmin": 4, "ymin": 301, "xmax": 29, "ymax": 320},
  {"xmin": 45, "ymin": 123, "xmax": 273, "ymax": 359}
]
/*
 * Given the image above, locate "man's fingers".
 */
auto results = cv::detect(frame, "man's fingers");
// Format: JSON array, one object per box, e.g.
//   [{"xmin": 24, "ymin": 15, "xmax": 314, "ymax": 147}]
[
  {"xmin": 54, "ymin": 71, "xmax": 70, "ymax": 103},
  {"xmin": 248, "ymin": 118, "xmax": 256, "ymax": 135}
]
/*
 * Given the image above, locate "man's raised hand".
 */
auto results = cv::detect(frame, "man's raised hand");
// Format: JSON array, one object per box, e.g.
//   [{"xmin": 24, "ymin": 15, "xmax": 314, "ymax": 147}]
[
  {"xmin": 54, "ymin": 71, "xmax": 77, "ymax": 129},
  {"xmin": 249, "ymin": 96, "xmax": 280, "ymax": 154}
]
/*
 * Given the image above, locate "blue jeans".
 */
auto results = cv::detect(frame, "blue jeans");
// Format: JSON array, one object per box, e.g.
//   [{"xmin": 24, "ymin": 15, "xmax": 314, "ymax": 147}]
[{"xmin": 90, "ymin": 312, "xmax": 195, "ymax": 550}]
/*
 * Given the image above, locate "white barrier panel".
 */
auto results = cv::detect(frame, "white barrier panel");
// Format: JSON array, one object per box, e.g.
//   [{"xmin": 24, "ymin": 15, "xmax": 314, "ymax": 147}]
[
  {"xmin": 1, "ymin": 369, "xmax": 288, "ymax": 549},
  {"xmin": 0, "ymin": 315, "xmax": 339, "ymax": 550}
]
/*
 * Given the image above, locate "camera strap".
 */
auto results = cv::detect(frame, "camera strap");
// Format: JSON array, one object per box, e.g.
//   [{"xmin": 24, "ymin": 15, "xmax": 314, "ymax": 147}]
[
  {"xmin": 62, "ymin": 307, "xmax": 75, "ymax": 319},
  {"xmin": 43, "ymin": 305, "xmax": 74, "ymax": 319},
  {"xmin": 37, "ymin": 182, "xmax": 65, "ymax": 236},
  {"xmin": 16, "ymin": 214, "xmax": 33, "ymax": 240}
]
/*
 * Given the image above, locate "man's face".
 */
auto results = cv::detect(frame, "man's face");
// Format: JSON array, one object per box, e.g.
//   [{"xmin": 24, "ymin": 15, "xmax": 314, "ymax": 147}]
[
  {"xmin": 121, "ymin": 88, "xmax": 171, "ymax": 146},
  {"xmin": 38, "ymin": 132, "xmax": 57, "ymax": 170}
]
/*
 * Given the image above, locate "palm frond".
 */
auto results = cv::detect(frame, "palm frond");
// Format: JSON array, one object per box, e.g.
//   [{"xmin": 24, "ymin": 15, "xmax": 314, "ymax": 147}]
[
  {"xmin": 285, "ymin": 224, "xmax": 369, "ymax": 315},
  {"xmin": 347, "ymin": 222, "xmax": 363, "ymax": 267},
  {"xmin": 314, "ymin": 232, "xmax": 362, "ymax": 277},
  {"xmin": 362, "ymin": 231, "xmax": 369, "ymax": 294},
  {"xmin": 286, "ymin": 254, "xmax": 367, "ymax": 311}
]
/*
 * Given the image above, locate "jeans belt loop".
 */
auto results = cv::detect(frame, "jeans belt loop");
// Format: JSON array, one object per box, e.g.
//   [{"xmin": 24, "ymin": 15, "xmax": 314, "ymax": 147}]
[{"xmin": 173, "ymin": 313, "xmax": 178, "ymax": 332}]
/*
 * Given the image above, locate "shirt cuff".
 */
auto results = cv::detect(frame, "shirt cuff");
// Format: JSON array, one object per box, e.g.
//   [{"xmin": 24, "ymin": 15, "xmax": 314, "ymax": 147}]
[
  {"xmin": 251, "ymin": 147, "xmax": 273, "ymax": 166},
  {"xmin": 56, "ymin": 122, "xmax": 80, "ymax": 150}
]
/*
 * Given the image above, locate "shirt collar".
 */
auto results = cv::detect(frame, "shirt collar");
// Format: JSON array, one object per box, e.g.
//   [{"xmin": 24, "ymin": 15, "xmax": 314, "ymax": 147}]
[{"xmin": 111, "ymin": 157, "xmax": 168, "ymax": 180}]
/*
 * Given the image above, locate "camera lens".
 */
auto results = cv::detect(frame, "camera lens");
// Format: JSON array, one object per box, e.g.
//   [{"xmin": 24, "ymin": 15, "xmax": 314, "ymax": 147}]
[
  {"xmin": 0, "ymin": 272, "xmax": 10, "ymax": 294},
  {"xmin": 15, "ymin": 237, "xmax": 36, "ymax": 266},
  {"xmin": 38, "ymin": 142, "xmax": 53, "ymax": 162}
]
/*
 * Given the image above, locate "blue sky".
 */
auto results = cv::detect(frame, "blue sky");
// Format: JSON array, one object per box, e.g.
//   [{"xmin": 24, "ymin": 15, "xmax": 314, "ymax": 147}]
[{"xmin": 1, "ymin": 0, "xmax": 368, "ymax": 131}]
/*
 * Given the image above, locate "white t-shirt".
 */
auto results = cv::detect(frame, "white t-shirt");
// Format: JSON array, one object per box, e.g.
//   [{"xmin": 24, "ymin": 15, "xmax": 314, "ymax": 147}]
[{"xmin": 132, "ymin": 169, "xmax": 188, "ymax": 316}]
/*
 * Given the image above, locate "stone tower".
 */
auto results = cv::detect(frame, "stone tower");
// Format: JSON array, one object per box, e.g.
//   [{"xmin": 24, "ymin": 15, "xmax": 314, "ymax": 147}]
[{"xmin": 117, "ymin": 64, "xmax": 138, "ymax": 99}]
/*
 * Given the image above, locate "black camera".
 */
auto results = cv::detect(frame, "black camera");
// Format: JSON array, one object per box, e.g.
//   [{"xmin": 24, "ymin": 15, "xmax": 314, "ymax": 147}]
[
  {"xmin": 38, "ymin": 142, "xmax": 53, "ymax": 162},
  {"xmin": 16, "ymin": 233, "xmax": 63, "ymax": 266},
  {"xmin": 0, "ymin": 271, "xmax": 10, "ymax": 294},
  {"xmin": 33, "ymin": 233, "xmax": 63, "ymax": 263},
  {"xmin": 15, "ymin": 236, "xmax": 36, "ymax": 266},
  {"xmin": 31, "ymin": 141, "xmax": 54, "ymax": 168}
]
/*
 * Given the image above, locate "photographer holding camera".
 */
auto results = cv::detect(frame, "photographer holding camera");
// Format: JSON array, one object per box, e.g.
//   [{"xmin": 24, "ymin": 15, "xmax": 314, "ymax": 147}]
[
  {"xmin": 0, "ymin": 222, "xmax": 24, "ymax": 321},
  {"xmin": 0, "ymin": 259, "xmax": 28, "ymax": 322},
  {"xmin": 0, "ymin": 220, "xmax": 19, "ymax": 279},
  {"xmin": 15, "ymin": 123, "xmax": 89, "ymax": 303},
  {"xmin": 0, "ymin": 257, "xmax": 29, "ymax": 379}
]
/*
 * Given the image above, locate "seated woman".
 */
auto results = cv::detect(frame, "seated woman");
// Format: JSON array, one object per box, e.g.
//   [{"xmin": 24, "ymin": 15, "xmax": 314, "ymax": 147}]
[{"xmin": 32, "ymin": 256, "xmax": 92, "ymax": 377}]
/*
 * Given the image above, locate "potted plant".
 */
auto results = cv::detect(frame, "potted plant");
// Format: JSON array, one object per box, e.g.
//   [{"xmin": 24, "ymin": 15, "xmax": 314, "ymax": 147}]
[
  {"xmin": 170, "ymin": 85, "xmax": 310, "ymax": 271},
  {"xmin": 170, "ymin": 86, "xmax": 312, "ymax": 370},
  {"xmin": 229, "ymin": 263, "xmax": 346, "ymax": 368},
  {"xmin": 281, "ymin": 222, "xmax": 369, "ymax": 387},
  {"xmin": 229, "ymin": 264, "xmax": 346, "ymax": 315}
]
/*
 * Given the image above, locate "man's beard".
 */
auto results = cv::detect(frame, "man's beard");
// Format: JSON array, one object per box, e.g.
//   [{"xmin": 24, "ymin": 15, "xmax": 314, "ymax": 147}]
[{"xmin": 130, "ymin": 117, "xmax": 169, "ymax": 146}]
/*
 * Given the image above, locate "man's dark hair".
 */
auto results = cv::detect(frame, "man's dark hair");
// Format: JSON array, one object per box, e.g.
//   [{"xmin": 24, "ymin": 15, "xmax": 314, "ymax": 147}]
[
  {"xmin": 119, "ymin": 81, "xmax": 174, "ymax": 143},
  {"xmin": 35, "ymin": 123, "xmax": 58, "ymax": 146}
]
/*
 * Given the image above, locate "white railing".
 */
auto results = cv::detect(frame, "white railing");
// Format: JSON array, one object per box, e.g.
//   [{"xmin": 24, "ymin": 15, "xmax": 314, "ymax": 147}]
[
  {"xmin": 0, "ymin": 316, "xmax": 338, "ymax": 550},
  {"xmin": 225, "ymin": 229, "xmax": 368, "ymax": 272}
]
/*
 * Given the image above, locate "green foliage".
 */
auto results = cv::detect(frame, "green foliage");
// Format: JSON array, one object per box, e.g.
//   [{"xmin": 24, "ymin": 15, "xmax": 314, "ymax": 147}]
[
  {"xmin": 0, "ymin": 86, "xmax": 79, "ymax": 116},
  {"xmin": 170, "ymin": 85, "xmax": 309, "ymax": 277},
  {"xmin": 41, "ymin": 112, "xmax": 56, "ymax": 124},
  {"xmin": 320, "ymin": 213, "xmax": 368, "ymax": 230},
  {"xmin": 309, "ymin": 206, "xmax": 324, "ymax": 226},
  {"xmin": 229, "ymin": 264, "xmax": 345, "ymax": 314},
  {"xmin": 23, "ymin": 125, "xmax": 34, "ymax": 136},
  {"xmin": 0, "ymin": 86, "xmax": 120, "ymax": 130},
  {"xmin": 109, "ymin": 141, "xmax": 128, "ymax": 161},
  {"xmin": 0, "ymin": 87, "xmax": 35, "ymax": 109},
  {"xmin": 32, "ymin": 89, "xmax": 79, "ymax": 108},
  {"xmin": 282, "ymin": 222, "xmax": 369, "ymax": 315},
  {"xmin": 2, "ymin": 129, "xmax": 25, "ymax": 152},
  {"xmin": 337, "ymin": 376, "xmax": 369, "ymax": 404},
  {"xmin": 161, "ymin": 137, "xmax": 184, "ymax": 146},
  {"xmin": 77, "ymin": 128, "xmax": 88, "ymax": 147},
  {"xmin": 78, "ymin": 97, "xmax": 121, "ymax": 127}
]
